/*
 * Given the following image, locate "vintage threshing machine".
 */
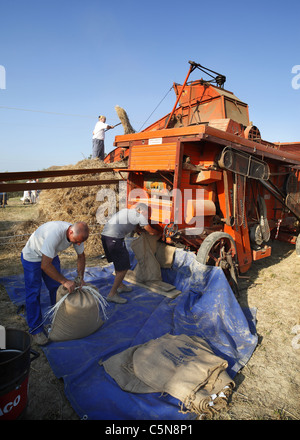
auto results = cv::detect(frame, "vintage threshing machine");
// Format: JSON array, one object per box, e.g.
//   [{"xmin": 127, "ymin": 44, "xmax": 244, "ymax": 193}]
[{"xmin": 105, "ymin": 61, "xmax": 300, "ymax": 291}]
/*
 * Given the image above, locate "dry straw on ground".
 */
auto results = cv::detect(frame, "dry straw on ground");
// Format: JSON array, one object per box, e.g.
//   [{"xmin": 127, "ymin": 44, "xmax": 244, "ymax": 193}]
[{"xmin": 8, "ymin": 158, "xmax": 127, "ymax": 257}]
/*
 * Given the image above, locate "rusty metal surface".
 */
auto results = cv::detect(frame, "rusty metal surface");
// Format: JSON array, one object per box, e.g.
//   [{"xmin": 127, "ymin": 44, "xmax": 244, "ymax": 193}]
[
  {"xmin": 0, "ymin": 167, "xmax": 127, "ymax": 192},
  {"xmin": 0, "ymin": 179, "xmax": 123, "ymax": 192},
  {"xmin": 0, "ymin": 167, "xmax": 123, "ymax": 181}
]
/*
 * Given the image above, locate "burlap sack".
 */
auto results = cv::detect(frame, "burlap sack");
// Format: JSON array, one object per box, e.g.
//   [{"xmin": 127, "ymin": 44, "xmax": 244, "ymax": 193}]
[
  {"xmin": 131, "ymin": 234, "xmax": 175, "ymax": 283},
  {"xmin": 102, "ymin": 333, "xmax": 234, "ymax": 417},
  {"xmin": 101, "ymin": 343, "xmax": 155, "ymax": 394},
  {"xmin": 49, "ymin": 282, "xmax": 105, "ymax": 342},
  {"xmin": 132, "ymin": 334, "xmax": 234, "ymax": 416},
  {"xmin": 155, "ymin": 241, "xmax": 176, "ymax": 268},
  {"xmin": 131, "ymin": 234, "xmax": 161, "ymax": 282}
]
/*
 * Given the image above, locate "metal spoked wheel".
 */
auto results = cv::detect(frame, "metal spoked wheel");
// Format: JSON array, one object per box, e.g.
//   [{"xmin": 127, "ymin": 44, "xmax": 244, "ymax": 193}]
[
  {"xmin": 163, "ymin": 222, "xmax": 178, "ymax": 238},
  {"xmin": 196, "ymin": 232, "xmax": 239, "ymax": 296}
]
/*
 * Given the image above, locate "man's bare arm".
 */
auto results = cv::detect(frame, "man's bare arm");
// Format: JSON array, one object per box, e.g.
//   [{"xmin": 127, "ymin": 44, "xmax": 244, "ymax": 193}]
[
  {"xmin": 41, "ymin": 255, "xmax": 75, "ymax": 293},
  {"xmin": 143, "ymin": 224, "xmax": 161, "ymax": 236}
]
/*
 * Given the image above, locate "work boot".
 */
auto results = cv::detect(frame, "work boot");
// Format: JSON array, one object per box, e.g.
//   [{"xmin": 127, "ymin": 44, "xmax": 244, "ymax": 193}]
[
  {"xmin": 32, "ymin": 331, "xmax": 48, "ymax": 346},
  {"xmin": 107, "ymin": 294, "xmax": 127, "ymax": 304},
  {"xmin": 117, "ymin": 285, "xmax": 133, "ymax": 293}
]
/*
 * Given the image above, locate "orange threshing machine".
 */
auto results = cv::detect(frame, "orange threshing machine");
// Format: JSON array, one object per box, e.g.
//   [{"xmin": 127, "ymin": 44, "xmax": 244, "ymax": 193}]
[{"xmin": 105, "ymin": 61, "xmax": 300, "ymax": 291}]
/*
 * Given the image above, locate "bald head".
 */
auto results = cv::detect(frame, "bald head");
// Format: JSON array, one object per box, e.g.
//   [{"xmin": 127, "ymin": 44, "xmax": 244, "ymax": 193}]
[{"xmin": 68, "ymin": 222, "xmax": 89, "ymax": 244}]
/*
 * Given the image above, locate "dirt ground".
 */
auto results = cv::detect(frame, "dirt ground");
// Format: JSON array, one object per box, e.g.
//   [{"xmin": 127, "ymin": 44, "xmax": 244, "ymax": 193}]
[{"xmin": 0, "ymin": 198, "xmax": 299, "ymax": 420}]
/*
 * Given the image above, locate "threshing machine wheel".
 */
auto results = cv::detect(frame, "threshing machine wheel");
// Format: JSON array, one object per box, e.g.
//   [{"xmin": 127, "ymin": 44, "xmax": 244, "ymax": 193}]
[
  {"xmin": 196, "ymin": 232, "xmax": 239, "ymax": 296},
  {"xmin": 163, "ymin": 222, "xmax": 178, "ymax": 238}
]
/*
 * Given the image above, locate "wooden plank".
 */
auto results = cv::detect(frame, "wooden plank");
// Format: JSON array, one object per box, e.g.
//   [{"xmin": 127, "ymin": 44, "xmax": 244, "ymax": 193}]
[{"xmin": 124, "ymin": 270, "xmax": 181, "ymax": 299}]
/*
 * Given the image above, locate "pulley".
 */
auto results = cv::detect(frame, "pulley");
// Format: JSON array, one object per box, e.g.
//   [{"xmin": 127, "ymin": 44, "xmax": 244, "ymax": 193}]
[{"xmin": 218, "ymin": 147, "xmax": 270, "ymax": 180}]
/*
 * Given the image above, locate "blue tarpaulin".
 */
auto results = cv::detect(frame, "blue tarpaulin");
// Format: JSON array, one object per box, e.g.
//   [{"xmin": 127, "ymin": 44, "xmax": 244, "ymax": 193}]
[{"xmin": 0, "ymin": 244, "xmax": 257, "ymax": 420}]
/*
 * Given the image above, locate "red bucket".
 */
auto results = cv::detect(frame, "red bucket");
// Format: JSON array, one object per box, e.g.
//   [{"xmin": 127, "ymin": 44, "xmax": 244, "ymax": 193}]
[{"xmin": 0, "ymin": 328, "xmax": 39, "ymax": 420}]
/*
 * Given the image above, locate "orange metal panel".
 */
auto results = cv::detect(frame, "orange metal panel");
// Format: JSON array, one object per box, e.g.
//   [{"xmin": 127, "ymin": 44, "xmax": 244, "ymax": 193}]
[
  {"xmin": 217, "ymin": 172, "xmax": 253, "ymax": 273},
  {"xmin": 129, "ymin": 143, "xmax": 177, "ymax": 171},
  {"xmin": 174, "ymin": 82, "xmax": 220, "ymax": 106},
  {"xmin": 115, "ymin": 124, "xmax": 300, "ymax": 167},
  {"xmin": 115, "ymin": 125, "xmax": 206, "ymax": 144},
  {"xmin": 128, "ymin": 196, "xmax": 173, "ymax": 224},
  {"xmin": 190, "ymin": 170, "xmax": 223, "ymax": 184},
  {"xmin": 185, "ymin": 199, "xmax": 216, "ymax": 224},
  {"xmin": 274, "ymin": 142, "xmax": 300, "ymax": 154},
  {"xmin": 252, "ymin": 246, "xmax": 272, "ymax": 261}
]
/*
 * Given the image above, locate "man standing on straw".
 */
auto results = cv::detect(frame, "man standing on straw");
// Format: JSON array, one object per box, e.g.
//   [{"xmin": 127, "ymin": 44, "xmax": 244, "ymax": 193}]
[
  {"xmin": 21, "ymin": 221, "xmax": 89, "ymax": 345},
  {"xmin": 92, "ymin": 115, "xmax": 114, "ymax": 160}
]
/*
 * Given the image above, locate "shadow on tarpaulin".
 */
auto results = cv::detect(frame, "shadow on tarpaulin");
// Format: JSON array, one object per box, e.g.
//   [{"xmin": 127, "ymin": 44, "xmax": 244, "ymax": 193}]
[{"xmin": 0, "ymin": 240, "xmax": 257, "ymax": 420}]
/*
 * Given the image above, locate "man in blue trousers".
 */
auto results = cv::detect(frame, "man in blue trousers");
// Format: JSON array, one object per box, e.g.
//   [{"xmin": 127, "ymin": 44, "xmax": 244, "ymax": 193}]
[{"xmin": 21, "ymin": 221, "xmax": 89, "ymax": 345}]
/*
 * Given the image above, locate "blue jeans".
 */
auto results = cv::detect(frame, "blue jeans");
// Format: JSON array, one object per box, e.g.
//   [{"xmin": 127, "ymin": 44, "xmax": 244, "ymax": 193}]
[{"xmin": 21, "ymin": 253, "xmax": 61, "ymax": 334}]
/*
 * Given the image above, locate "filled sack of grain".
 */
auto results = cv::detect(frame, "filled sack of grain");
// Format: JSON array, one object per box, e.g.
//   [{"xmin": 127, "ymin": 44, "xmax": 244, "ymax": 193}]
[{"xmin": 48, "ymin": 279, "xmax": 108, "ymax": 342}]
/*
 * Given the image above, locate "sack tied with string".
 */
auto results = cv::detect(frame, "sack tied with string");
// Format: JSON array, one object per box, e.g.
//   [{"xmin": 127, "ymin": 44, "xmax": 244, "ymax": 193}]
[{"xmin": 48, "ymin": 278, "xmax": 108, "ymax": 342}]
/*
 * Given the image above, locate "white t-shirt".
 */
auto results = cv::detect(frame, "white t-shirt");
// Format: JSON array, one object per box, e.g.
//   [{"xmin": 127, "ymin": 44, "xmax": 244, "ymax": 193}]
[
  {"xmin": 22, "ymin": 221, "xmax": 84, "ymax": 262},
  {"xmin": 93, "ymin": 121, "xmax": 108, "ymax": 140}
]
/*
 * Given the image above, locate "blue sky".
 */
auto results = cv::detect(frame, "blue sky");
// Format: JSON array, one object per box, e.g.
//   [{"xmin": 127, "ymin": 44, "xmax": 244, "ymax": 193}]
[{"xmin": 0, "ymin": 0, "xmax": 299, "ymax": 172}]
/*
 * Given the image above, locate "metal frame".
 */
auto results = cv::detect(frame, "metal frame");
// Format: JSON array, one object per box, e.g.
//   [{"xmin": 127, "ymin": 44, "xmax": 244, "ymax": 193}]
[{"xmin": 0, "ymin": 167, "xmax": 125, "ymax": 192}]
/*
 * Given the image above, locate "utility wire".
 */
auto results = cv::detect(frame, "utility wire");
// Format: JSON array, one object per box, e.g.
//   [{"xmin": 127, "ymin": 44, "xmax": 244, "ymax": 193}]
[
  {"xmin": 0, "ymin": 106, "xmax": 95, "ymax": 118},
  {"xmin": 138, "ymin": 86, "xmax": 173, "ymax": 131}
]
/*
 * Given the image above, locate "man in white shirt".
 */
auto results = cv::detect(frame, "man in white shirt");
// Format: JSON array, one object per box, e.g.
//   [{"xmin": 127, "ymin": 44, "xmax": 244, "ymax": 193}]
[
  {"xmin": 21, "ymin": 221, "xmax": 89, "ymax": 345},
  {"xmin": 92, "ymin": 115, "xmax": 114, "ymax": 160}
]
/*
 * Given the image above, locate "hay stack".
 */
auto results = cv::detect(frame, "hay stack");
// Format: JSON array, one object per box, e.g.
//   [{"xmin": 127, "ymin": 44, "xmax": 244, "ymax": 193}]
[
  {"xmin": 4, "ymin": 219, "xmax": 41, "ymax": 253},
  {"xmin": 37, "ymin": 158, "xmax": 126, "ymax": 256},
  {"xmin": 9, "ymin": 158, "xmax": 126, "ymax": 258},
  {"xmin": 115, "ymin": 105, "xmax": 135, "ymax": 134}
]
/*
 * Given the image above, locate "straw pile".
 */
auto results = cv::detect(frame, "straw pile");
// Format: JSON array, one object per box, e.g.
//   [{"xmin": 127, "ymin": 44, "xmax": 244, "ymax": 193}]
[
  {"xmin": 115, "ymin": 105, "xmax": 135, "ymax": 134},
  {"xmin": 8, "ymin": 158, "xmax": 127, "ymax": 258},
  {"xmin": 37, "ymin": 158, "xmax": 127, "ymax": 256}
]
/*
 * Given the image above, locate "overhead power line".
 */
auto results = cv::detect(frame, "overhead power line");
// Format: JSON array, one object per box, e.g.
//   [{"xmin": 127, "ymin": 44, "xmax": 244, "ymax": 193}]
[{"xmin": 0, "ymin": 105, "xmax": 95, "ymax": 118}]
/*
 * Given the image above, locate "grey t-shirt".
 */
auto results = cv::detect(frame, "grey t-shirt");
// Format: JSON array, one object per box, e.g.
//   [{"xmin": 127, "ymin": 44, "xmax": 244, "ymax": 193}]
[{"xmin": 102, "ymin": 208, "xmax": 148, "ymax": 239}]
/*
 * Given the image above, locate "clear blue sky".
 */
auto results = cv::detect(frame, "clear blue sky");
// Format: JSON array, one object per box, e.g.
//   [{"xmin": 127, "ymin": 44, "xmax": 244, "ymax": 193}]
[{"xmin": 0, "ymin": 0, "xmax": 299, "ymax": 172}]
